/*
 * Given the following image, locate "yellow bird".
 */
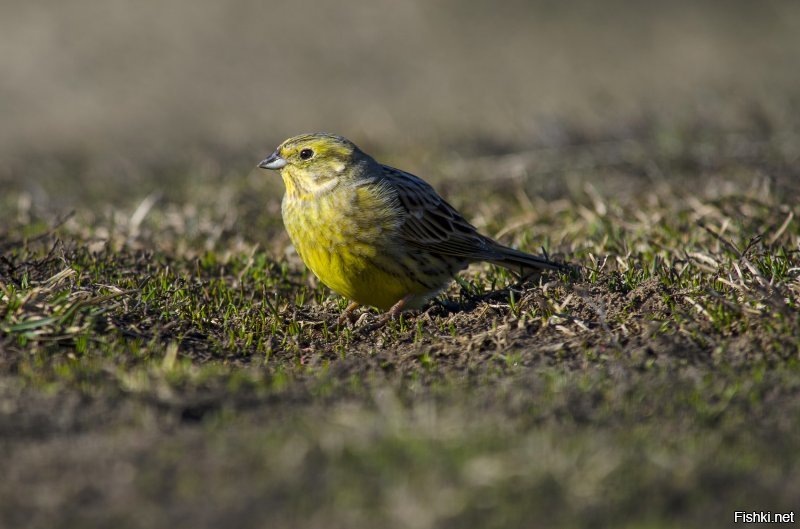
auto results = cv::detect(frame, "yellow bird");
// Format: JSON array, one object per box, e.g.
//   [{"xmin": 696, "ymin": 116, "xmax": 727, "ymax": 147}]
[{"xmin": 258, "ymin": 133, "xmax": 563, "ymax": 325}]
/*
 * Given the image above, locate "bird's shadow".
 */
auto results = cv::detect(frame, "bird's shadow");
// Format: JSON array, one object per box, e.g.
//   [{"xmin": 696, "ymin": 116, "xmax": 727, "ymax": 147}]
[
  {"xmin": 425, "ymin": 287, "xmax": 525, "ymax": 317},
  {"xmin": 425, "ymin": 266, "xmax": 578, "ymax": 317}
]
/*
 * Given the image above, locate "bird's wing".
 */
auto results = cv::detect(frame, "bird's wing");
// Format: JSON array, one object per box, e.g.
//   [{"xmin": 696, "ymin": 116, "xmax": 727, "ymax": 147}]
[{"xmin": 380, "ymin": 165, "xmax": 501, "ymax": 260}]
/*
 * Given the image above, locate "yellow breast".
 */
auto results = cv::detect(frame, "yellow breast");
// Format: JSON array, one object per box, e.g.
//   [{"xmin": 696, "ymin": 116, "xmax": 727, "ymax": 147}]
[{"xmin": 281, "ymin": 186, "xmax": 424, "ymax": 310}]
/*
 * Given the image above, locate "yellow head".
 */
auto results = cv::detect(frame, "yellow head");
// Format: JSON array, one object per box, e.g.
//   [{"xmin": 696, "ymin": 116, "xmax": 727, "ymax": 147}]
[{"xmin": 258, "ymin": 133, "xmax": 372, "ymax": 197}]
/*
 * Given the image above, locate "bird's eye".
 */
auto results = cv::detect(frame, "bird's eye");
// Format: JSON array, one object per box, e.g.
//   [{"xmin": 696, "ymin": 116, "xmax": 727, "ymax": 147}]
[{"xmin": 299, "ymin": 148, "xmax": 314, "ymax": 160}]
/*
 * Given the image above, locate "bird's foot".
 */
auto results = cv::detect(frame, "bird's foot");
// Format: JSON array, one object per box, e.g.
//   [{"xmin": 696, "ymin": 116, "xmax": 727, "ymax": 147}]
[
  {"xmin": 363, "ymin": 296, "xmax": 411, "ymax": 332},
  {"xmin": 337, "ymin": 302, "xmax": 361, "ymax": 327}
]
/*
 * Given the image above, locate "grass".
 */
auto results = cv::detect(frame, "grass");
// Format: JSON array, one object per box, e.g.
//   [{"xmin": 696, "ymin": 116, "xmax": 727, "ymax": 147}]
[{"xmin": 1, "ymin": 121, "xmax": 800, "ymax": 529}]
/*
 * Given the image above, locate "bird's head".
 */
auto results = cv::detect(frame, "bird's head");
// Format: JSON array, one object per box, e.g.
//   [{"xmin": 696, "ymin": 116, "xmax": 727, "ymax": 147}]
[{"xmin": 258, "ymin": 133, "xmax": 370, "ymax": 197}]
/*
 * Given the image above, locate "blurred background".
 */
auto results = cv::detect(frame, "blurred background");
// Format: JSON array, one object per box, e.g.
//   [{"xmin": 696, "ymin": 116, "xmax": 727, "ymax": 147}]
[
  {"xmin": 2, "ymin": 0, "xmax": 799, "ymax": 162},
  {"xmin": 2, "ymin": 0, "xmax": 800, "ymax": 239}
]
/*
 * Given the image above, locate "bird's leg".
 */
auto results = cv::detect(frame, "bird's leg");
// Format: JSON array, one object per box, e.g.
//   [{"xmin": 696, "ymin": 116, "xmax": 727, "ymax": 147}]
[
  {"xmin": 386, "ymin": 296, "xmax": 409, "ymax": 320},
  {"xmin": 337, "ymin": 301, "xmax": 361, "ymax": 326},
  {"xmin": 366, "ymin": 295, "xmax": 412, "ymax": 331}
]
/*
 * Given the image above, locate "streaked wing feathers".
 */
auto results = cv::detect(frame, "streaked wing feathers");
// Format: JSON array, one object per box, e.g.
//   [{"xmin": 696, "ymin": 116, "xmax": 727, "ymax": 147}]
[{"xmin": 380, "ymin": 166, "xmax": 500, "ymax": 260}]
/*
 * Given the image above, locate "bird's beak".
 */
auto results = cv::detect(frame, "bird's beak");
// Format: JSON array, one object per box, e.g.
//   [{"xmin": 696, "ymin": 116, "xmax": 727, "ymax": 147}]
[{"xmin": 258, "ymin": 150, "xmax": 287, "ymax": 170}]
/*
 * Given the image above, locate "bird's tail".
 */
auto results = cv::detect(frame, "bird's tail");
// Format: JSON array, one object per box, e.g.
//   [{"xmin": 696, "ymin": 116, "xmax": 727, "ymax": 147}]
[{"xmin": 487, "ymin": 243, "xmax": 566, "ymax": 273}]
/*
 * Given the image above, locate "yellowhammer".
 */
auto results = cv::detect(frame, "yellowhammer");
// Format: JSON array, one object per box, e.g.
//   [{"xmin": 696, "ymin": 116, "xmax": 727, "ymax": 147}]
[{"xmin": 258, "ymin": 133, "xmax": 564, "ymax": 325}]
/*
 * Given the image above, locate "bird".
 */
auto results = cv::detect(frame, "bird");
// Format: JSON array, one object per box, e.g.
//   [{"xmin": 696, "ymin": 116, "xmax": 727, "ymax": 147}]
[{"xmin": 258, "ymin": 132, "xmax": 564, "ymax": 326}]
